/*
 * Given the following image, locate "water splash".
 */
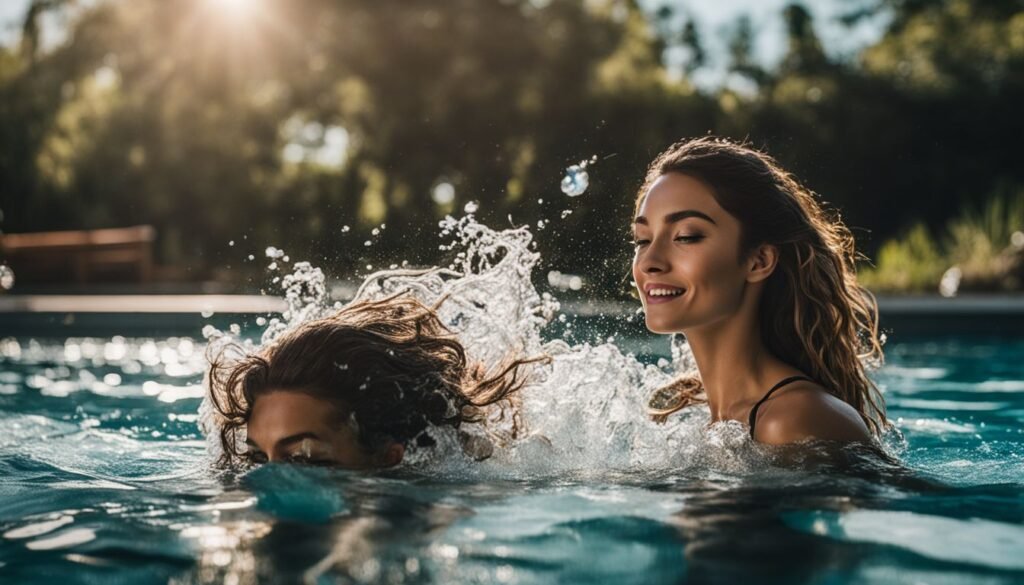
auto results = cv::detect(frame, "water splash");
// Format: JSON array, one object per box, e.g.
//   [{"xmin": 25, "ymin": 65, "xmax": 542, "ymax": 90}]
[
  {"xmin": 560, "ymin": 165, "xmax": 589, "ymax": 197},
  {"xmin": 560, "ymin": 156, "xmax": 597, "ymax": 197},
  {"xmin": 196, "ymin": 214, "xmax": 850, "ymax": 478},
  {"xmin": 0, "ymin": 264, "xmax": 13, "ymax": 291}
]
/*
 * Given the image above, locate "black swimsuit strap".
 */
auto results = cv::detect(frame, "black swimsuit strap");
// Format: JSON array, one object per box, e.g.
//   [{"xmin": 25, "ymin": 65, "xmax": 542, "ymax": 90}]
[{"xmin": 748, "ymin": 376, "xmax": 815, "ymax": 439}]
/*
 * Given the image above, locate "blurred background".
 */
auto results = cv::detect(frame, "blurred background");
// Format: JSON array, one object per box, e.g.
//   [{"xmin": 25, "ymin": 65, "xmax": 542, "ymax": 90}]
[{"xmin": 0, "ymin": 0, "xmax": 1022, "ymax": 299}]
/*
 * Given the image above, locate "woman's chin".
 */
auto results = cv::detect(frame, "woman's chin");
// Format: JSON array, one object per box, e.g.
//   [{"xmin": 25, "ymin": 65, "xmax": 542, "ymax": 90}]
[{"xmin": 644, "ymin": 315, "xmax": 684, "ymax": 335}]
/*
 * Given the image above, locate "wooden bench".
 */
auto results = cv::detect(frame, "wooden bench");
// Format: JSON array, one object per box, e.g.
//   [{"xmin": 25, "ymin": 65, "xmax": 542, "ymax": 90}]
[{"xmin": 0, "ymin": 225, "xmax": 156, "ymax": 284}]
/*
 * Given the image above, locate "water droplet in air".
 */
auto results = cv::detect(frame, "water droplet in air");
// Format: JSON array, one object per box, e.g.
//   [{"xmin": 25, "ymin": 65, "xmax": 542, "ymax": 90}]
[
  {"xmin": 432, "ymin": 182, "xmax": 456, "ymax": 205},
  {"xmin": 341, "ymin": 225, "xmax": 350, "ymax": 233},
  {"xmin": 371, "ymin": 228, "xmax": 380, "ymax": 236},
  {"xmin": 201, "ymin": 308, "xmax": 215, "ymax": 318},
  {"xmin": 255, "ymin": 317, "xmax": 267, "ymax": 326},
  {"xmin": 464, "ymin": 201, "xmax": 479, "ymax": 214},
  {"xmin": 560, "ymin": 164, "xmax": 589, "ymax": 197},
  {"xmin": 265, "ymin": 246, "xmax": 285, "ymax": 259},
  {"xmin": 364, "ymin": 240, "xmax": 372, "ymax": 247},
  {"xmin": 247, "ymin": 254, "xmax": 255, "ymax": 261},
  {"xmin": 560, "ymin": 209, "xmax": 572, "ymax": 219},
  {"xmin": 1012, "ymin": 230, "xmax": 1024, "ymax": 250},
  {"xmin": 228, "ymin": 240, "xmax": 235, "ymax": 247},
  {"xmin": 939, "ymin": 266, "xmax": 962, "ymax": 298},
  {"xmin": 0, "ymin": 265, "xmax": 14, "ymax": 290}
]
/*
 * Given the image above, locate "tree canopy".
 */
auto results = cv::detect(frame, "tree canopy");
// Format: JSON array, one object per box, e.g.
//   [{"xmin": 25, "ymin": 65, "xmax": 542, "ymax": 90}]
[{"xmin": 1, "ymin": 0, "xmax": 1022, "ymax": 294}]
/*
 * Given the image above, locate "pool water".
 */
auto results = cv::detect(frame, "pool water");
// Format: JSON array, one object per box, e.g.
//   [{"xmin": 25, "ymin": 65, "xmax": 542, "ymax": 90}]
[{"xmin": 0, "ymin": 332, "xmax": 1022, "ymax": 584}]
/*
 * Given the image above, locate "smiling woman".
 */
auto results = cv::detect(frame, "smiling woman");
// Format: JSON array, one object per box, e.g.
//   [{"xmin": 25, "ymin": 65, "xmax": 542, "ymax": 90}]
[
  {"xmin": 204, "ymin": 294, "xmax": 544, "ymax": 469},
  {"xmin": 632, "ymin": 136, "xmax": 887, "ymax": 446}
]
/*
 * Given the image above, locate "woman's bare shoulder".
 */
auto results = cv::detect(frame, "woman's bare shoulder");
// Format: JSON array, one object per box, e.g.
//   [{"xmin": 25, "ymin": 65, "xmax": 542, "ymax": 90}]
[{"xmin": 752, "ymin": 381, "xmax": 872, "ymax": 445}]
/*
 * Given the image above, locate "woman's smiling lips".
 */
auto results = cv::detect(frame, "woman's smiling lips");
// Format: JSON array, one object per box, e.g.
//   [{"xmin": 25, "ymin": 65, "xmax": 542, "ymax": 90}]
[{"xmin": 642, "ymin": 282, "xmax": 686, "ymax": 305}]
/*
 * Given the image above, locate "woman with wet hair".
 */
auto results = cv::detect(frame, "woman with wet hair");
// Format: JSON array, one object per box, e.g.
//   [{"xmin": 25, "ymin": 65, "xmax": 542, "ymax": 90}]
[
  {"xmin": 205, "ymin": 294, "xmax": 541, "ymax": 468},
  {"xmin": 632, "ymin": 136, "xmax": 888, "ymax": 444}
]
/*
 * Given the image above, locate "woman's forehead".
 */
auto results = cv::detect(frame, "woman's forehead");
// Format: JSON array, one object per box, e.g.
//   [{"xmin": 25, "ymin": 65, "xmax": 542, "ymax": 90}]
[
  {"xmin": 637, "ymin": 173, "xmax": 723, "ymax": 221},
  {"xmin": 248, "ymin": 391, "xmax": 337, "ymax": 440}
]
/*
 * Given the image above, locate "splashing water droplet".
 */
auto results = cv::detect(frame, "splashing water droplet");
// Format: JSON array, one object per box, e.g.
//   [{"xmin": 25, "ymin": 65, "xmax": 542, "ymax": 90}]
[
  {"xmin": 364, "ymin": 240, "xmax": 372, "ymax": 247},
  {"xmin": 464, "ymin": 201, "xmax": 480, "ymax": 214},
  {"xmin": 228, "ymin": 240, "xmax": 235, "ymax": 247},
  {"xmin": 265, "ymin": 246, "xmax": 285, "ymax": 259},
  {"xmin": 341, "ymin": 225, "xmax": 350, "ymax": 233},
  {"xmin": 1012, "ymin": 230, "xmax": 1024, "ymax": 250},
  {"xmin": 0, "ymin": 265, "xmax": 14, "ymax": 290},
  {"xmin": 432, "ymin": 182, "xmax": 456, "ymax": 205},
  {"xmin": 200, "ymin": 308, "xmax": 214, "ymax": 318},
  {"xmin": 939, "ymin": 266, "xmax": 962, "ymax": 298},
  {"xmin": 371, "ymin": 228, "xmax": 380, "ymax": 236},
  {"xmin": 560, "ymin": 164, "xmax": 589, "ymax": 197}
]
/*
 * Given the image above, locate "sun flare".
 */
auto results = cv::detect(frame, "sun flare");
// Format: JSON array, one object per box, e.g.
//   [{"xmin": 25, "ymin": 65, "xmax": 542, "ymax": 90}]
[{"xmin": 204, "ymin": 0, "xmax": 265, "ymax": 24}]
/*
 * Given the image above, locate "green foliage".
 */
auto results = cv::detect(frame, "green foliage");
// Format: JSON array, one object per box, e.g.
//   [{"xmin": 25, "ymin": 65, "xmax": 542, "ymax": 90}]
[
  {"xmin": 0, "ymin": 0, "xmax": 1022, "ymax": 294},
  {"xmin": 946, "ymin": 189, "xmax": 1024, "ymax": 290},
  {"xmin": 859, "ymin": 223, "xmax": 946, "ymax": 292},
  {"xmin": 861, "ymin": 189, "xmax": 1024, "ymax": 293}
]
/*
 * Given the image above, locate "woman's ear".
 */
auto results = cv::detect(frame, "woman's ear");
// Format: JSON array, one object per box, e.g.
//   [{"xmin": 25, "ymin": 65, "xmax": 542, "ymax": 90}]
[
  {"xmin": 746, "ymin": 244, "xmax": 779, "ymax": 283},
  {"xmin": 379, "ymin": 443, "xmax": 405, "ymax": 468}
]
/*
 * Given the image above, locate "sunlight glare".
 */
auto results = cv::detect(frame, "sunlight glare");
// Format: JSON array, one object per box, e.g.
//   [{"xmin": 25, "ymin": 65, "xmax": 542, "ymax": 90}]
[
  {"xmin": 206, "ymin": 0, "xmax": 263, "ymax": 23},
  {"xmin": 209, "ymin": 0, "xmax": 253, "ymax": 12}
]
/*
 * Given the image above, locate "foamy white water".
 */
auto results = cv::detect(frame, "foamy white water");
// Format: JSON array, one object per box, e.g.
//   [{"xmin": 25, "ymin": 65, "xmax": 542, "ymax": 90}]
[{"xmin": 198, "ymin": 214, "xmax": 854, "ymax": 478}]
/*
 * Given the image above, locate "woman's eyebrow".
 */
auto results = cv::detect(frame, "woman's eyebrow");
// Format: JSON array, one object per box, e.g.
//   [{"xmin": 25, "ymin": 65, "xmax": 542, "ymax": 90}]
[
  {"xmin": 273, "ymin": 432, "xmax": 322, "ymax": 451},
  {"xmin": 633, "ymin": 209, "xmax": 716, "ymax": 226},
  {"xmin": 244, "ymin": 432, "xmax": 322, "ymax": 452}
]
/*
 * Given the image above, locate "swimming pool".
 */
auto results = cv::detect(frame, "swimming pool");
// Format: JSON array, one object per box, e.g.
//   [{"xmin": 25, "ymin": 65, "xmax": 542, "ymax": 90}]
[{"xmin": 1, "ymin": 328, "xmax": 1022, "ymax": 584}]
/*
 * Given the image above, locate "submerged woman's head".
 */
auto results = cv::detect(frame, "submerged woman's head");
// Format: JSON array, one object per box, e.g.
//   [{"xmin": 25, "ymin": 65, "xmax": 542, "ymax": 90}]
[
  {"xmin": 632, "ymin": 136, "xmax": 886, "ymax": 433},
  {"xmin": 206, "ymin": 295, "xmax": 535, "ymax": 468}
]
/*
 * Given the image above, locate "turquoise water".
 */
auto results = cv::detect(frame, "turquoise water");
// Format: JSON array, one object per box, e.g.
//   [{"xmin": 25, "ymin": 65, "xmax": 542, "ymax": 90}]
[{"xmin": 1, "ymin": 332, "xmax": 1022, "ymax": 584}]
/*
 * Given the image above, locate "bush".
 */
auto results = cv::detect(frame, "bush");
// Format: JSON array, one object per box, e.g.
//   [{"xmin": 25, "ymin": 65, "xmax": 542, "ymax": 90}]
[
  {"xmin": 860, "ymin": 189, "xmax": 1024, "ymax": 294},
  {"xmin": 945, "ymin": 190, "xmax": 1024, "ymax": 291},
  {"xmin": 859, "ymin": 223, "xmax": 946, "ymax": 293}
]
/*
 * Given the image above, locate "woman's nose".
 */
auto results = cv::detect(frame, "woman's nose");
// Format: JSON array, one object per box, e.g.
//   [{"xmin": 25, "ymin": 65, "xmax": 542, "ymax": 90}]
[{"xmin": 638, "ymin": 239, "xmax": 669, "ymax": 274}]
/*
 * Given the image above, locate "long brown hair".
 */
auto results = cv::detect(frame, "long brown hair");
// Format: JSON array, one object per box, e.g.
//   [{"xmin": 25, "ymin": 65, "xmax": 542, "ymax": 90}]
[
  {"xmin": 206, "ymin": 294, "xmax": 544, "ymax": 465},
  {"xmin": 638, "ymin": 136, "xmax": 887, "ymax": 435}
]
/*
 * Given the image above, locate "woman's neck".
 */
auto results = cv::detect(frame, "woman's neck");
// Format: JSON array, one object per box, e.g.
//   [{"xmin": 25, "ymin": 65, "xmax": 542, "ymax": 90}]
[{"xmin": 684, "ymin": 312, "xmax": 797, "ymax": 423}]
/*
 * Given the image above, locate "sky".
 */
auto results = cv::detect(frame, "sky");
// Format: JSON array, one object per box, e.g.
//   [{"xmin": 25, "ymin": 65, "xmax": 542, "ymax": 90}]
[{"xmin": 0, "ymin": 0, "xmax": 889, "ymax": 90}]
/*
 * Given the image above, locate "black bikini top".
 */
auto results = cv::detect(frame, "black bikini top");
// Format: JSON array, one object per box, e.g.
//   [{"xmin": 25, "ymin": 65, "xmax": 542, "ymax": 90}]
[{"xmin": 747, "ymin": 375, "xmax": 814, "ymax": 439}]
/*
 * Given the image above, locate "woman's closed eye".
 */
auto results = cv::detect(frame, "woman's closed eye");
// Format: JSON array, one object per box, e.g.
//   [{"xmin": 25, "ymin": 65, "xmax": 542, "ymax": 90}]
[
  {"xmin": 674, "ymin": 234, "xmax": 704, "ymax": 243},
  {"xmin": 245, "ymin": 450, "xmax": 268, "ymax": 465},
  {"xmin": 285, "ymin": 453, "xmax": 333, "ymax": 466},
  {"xmin": 632, "ymin": 234, "xmax": 704, "ymax": 248}
]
